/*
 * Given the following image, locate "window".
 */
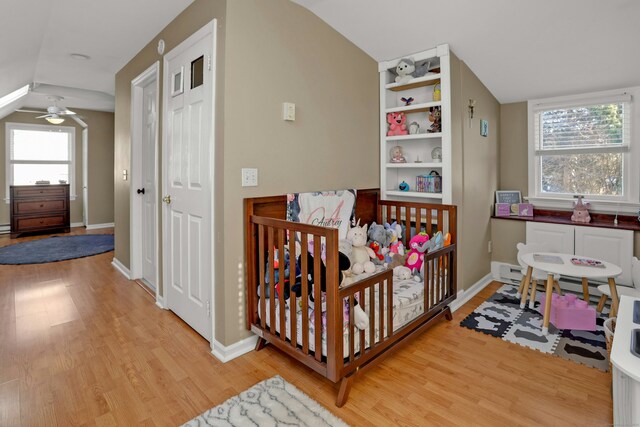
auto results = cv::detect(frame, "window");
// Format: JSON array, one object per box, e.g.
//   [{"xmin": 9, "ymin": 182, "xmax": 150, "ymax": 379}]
[
  {"xmin": 528, "ymin": 90, "xmax": 638, "ymax": 210},
  {"xmin": 5, "ymin": 123, "xmax": 75, "ymax": 201}
]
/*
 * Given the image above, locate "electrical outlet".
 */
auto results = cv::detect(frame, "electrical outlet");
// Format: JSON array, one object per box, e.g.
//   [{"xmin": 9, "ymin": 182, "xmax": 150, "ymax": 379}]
[
  {"xmin": 488, "ymin": 240, "xmax": 492, "ymax": 253},
  {"xmin": 283, "ymin": 102, "xmax": 295, "ymax": 121},
  {"xmin": 241, "ymin": 168, "xmax": 258, "ymax": 187}
]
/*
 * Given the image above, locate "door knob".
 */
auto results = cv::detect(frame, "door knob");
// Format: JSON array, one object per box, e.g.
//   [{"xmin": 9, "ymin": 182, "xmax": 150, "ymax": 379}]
[
  {"xmin": 137, "ymin": 188, "xmax": 145, "ymax": 195},
  {"xmin": 162, "ymin": 195, "xmax": 172, "ymax": 204}
]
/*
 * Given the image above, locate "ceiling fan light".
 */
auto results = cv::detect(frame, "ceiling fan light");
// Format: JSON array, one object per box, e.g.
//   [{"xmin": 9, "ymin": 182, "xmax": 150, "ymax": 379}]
[{"xmin": 46, "ymin": 115, "xmax": 65, "ymax": 125}]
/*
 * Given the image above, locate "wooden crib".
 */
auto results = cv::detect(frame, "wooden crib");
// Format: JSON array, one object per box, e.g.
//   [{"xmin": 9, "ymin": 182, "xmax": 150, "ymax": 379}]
[{"xmin": 244, "ymin": 189, "xmax": 457, "ymax": 406}]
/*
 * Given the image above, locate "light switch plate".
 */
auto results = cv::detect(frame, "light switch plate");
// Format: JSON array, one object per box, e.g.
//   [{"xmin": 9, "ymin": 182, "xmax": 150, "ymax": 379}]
[
  {"xmin": 283, "ymin": 102, "xmax": 295, "ymax": 121},
  {"xmin": 241, "ymin": 168, "xmax": 258, "ymax": 187}
]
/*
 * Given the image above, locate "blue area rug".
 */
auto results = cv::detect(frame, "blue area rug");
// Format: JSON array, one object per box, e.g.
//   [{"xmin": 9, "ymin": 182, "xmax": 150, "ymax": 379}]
[
  {"xmin": 460, "ymin": 284, "xmax": 609, "ymax": 372},
  {"xmin": 0, "ymin": 234, "xmax": 114, "ymax": 265}
]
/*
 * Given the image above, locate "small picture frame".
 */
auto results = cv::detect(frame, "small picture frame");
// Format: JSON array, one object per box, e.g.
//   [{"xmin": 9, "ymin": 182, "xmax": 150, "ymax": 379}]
[
  {"xmin": 480, "ymin": 119, "xmax": 488, "ymax": 137},
  {"xmin": 171, "ymin": 66, "xmax": 184, "ymax": 97},
  {"xmin": 495, "ymin": 190, "xmax": 521, "ymax": 205}
]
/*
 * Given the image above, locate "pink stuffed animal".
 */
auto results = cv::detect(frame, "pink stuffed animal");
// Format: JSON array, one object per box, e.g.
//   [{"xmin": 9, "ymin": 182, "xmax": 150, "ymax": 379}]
[
  {"xmin": 405, "ymin": 232, "xmax": 429, "ymax": 272},
  {"xmin": 387, "ymin": 112, "xmax": 409, "ymax": 136},
  {"xmin": 571, "ymin": 196, "xmax": 591, "ymax": 223}
]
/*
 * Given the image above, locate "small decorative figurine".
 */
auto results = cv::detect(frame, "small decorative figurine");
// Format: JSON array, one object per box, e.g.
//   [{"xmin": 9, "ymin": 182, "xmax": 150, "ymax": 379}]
[
  {"xmin": 389, "ymin": 145, "xmax": 407, "ymax": 163},
  {"xmin": 408, "ymin": 122, "xmax": 420, "ymax": 135},
  {"xmin": 431, "ymin": 146, "xmax": 442, "ymax": 162},
  {"xmin": 427, "ymin": 106, "xmax": 441, "ymax": 133},
  {"xmin": 399, "ymin": 181, "xmax": 410, "ymax": 191},
  {"xmin": 571, "ymin": 196, "xmax": 591, "ymax": 223},
  {"xmin": 401, "ymin": 97, "xmax": 414, "ymax": 106},
  {"xmin": 433, "ymin": 83, "xmax": 441, "ymax": 102}
]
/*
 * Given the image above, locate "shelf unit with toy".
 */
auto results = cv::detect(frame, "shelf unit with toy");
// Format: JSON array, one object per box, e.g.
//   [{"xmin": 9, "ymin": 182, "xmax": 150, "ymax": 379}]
[{"xmin": 379, "ymin": 44, "xmax": 451, "ymax": 203}]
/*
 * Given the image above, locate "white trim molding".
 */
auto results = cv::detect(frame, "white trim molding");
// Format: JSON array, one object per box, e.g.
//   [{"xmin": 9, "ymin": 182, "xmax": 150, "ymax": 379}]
[
  {"xmin": 111, "ymin": 257, "xmax": 131, "ymax": 280},
  {"xmin": 86, "ymin": 222, "xmax": 115, "ymax": 230},
  {"xmin": 450, "ymin": 273, "xmax": 494, "ymax": 313},
  {"xmin": 71, "ymin": 222, "xmax": 84, "ymax": 228},
  {"xmin": 211, "ymin": 335, "xmax": 258, "ymax": 363}
]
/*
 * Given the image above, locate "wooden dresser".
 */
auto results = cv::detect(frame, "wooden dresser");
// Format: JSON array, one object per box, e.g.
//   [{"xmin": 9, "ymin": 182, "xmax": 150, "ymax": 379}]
[{"xmin": 10, "ymin": 184, "xmax": 70, "ymax": 238}]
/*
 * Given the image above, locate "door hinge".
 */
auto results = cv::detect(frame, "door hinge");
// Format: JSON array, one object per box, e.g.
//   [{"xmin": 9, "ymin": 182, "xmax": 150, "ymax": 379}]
[
  {"xmin": 207, "ymin": 55, "xmax": 212, "ymax": 71},
  {"xmin": 207, "ymin": 300, "xmax": 211, "ymax": 317}
]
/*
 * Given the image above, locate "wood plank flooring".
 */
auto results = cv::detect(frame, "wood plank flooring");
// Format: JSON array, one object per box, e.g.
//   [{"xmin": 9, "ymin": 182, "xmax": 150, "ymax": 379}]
[{"xmin": 0, "ymin": 228, "xmax": 612, "ymax": 426}]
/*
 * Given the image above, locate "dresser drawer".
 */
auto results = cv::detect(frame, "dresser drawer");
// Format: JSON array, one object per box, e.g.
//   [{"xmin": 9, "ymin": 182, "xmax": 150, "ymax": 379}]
[
  {"xmin": 12, "ymin": 186, "xmax": 68, "ymax": 199},
  {"xmin": 16, "ymin": 215, "xmax": 67, "ymax": 231},
  {"xmin": 14, "ymin": 199, "xmax": 67, "ymax": 214}
]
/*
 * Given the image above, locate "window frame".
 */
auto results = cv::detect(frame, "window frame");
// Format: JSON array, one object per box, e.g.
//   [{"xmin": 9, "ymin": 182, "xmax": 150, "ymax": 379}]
[
  {"xmin": 5, "ymin": 122, "xmax": 76, "ymax": 203},
  {"xmin": 527, "ymin": 88, "xmax": 639, "ymax": 213}
]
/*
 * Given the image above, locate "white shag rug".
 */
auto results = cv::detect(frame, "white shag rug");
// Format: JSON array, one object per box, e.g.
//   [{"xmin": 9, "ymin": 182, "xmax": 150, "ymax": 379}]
[{"xmin": 182, "ymin": 375, "xmax": 349, "ymax": 427}]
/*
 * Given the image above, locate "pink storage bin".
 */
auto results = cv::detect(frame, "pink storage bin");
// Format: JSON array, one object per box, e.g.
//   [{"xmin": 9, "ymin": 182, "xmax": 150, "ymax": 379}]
[{"xmin": 537, "ymin": 292, "xmax": 596, "ymax": 331}]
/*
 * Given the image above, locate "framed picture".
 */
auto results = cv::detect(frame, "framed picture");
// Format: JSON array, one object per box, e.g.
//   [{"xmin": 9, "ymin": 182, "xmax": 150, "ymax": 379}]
[
  {"xmin": 171, "ymin": 66, "xmax": 184, "ymax": 97},
  {"xmin": 495, "ymin": 190, "xmax": 521, "ymax": 205},
  {"xmin": 480, "ymin": 119, "xmax": 488, "ymax": 137}
]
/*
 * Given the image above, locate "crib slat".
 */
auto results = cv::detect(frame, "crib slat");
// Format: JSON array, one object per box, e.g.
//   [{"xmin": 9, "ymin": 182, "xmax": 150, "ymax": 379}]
[
  {"xmin": 301, "ymin": 233, "xmax": 309, "ymax": 355},
  {"xmin": 387, "ymin": 278, "xmax": 393, "ymax": 337},
  {"xmin": 349, "ymin": 295, "xmax": 355, "ymax": 362},
  {"xmin": 268, "ymin": 228, "xmax": 276, "ymax": 335},
  {"xmin": 415, "ymin": 208, "xmax": 422, "ymax": 235},
  {"xmin": 277, "ymin": 229, "xmax": 286, "ymax": 340},
  {"xmin": 424, "ymin": 256, "xmax": 429, "ymax": 311},
  {"xmin": 314, "ymin": 238, "xmax": 322, "ymax": 362},
  {"xmin": 258, "ymin": 225, "xmax": 266, "ymax": 328},
  {"xmin": 404, "ymin": 207, "xmax": 410, "ymax": 248},
  {"xmin": 386, "ymin": 205, "xmax": 391, "ymax": 225},
  {"xmin": 430, "ymin": 258, "xmax": 435, "ymax": 309},
  {"xmin": 369, "ymin": 285, "xmax": 375, "ymax": 347},
  {"xmin": 290, "ymin": 290, "xmax": 297, "ymax": 348},
  {"xmin": 437, "ymin": 210, "xmax": 444, "ymax": 234},
  {"xmin": 358, "ymin": 290, "xmax": 365, "ymax": 355},
  {"xmin": 426, "ymin": 209, "xmax": 432, "ymax": 236},
  {"xmin": 379, "ymin": 280, "xmax": 384, "ymax": 340}
]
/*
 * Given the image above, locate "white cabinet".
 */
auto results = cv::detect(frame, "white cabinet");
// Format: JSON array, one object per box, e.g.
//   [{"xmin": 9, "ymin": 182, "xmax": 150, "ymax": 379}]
[
  {"xmin": 526, "ymin": 222, "xmax": 634, "ymax": 286},
  {"xmin": 378, "ymin": 44, "xmax": 451, "ymax": 204}
]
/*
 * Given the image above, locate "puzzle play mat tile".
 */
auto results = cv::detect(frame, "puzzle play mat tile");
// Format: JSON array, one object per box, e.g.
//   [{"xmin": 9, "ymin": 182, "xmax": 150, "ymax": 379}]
[{"xmin": 460, "ymin": 284, "xmax": 609, "ymax": 372}]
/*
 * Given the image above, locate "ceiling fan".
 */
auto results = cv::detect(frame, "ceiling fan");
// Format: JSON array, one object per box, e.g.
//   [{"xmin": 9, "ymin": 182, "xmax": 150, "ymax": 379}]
[{"xmin": 16, "ymin": 95, "xmax": 77, "ymax": 124}]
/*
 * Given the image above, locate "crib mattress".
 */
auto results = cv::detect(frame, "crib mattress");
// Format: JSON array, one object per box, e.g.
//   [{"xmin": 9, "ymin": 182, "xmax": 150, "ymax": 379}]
[{"xmin": 259, "ymin": 275, "xmax": 427, "ymax": 358}]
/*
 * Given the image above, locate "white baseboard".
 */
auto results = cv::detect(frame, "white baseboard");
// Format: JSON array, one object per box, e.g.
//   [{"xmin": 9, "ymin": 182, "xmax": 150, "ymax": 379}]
[
  {"xmin": 86, "ymin": 222, "xmax": 115, "ymax": 230},
  {"xmin": 450, "ymin": 273, "xmax": 494, "ymax": 313},
  {"xmin": 0, "ymin": 225, "xmax": 9, "ymax": 233},
  {"xmin": 71, "ymin": 222, "xmax": 84, "ymax": 228},
  {"xmin": 111, "ymin": 257, "xmax": 131, "ymax": 280},
  {"xmin": 155, "ymin": 296, "xmax": 167, "ymax": 309},
  {"xmin": 211, "ymin": 335, "xmax": 258, "ymax": 363}
]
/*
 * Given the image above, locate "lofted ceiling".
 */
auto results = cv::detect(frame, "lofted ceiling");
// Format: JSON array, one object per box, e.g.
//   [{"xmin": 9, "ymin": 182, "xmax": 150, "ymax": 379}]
[
  {"xmin": 292, "ymin": 0, "xmax": 640, "ymax": 103},
  {"xmin": 0, "ymin": 0, "xmax": 193, "ymax": 117}
]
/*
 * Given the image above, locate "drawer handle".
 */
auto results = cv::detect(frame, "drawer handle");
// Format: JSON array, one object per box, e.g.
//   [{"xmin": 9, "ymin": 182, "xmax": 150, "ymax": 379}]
[{"xmin": 40, "ymin": 204, "xmax": 44, "ymax": 208}]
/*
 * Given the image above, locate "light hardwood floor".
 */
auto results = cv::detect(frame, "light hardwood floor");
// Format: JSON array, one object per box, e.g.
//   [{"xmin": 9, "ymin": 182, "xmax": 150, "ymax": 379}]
[{"xmin": 0, "ymin": 228, "xmax": 612, "ymax": 426}]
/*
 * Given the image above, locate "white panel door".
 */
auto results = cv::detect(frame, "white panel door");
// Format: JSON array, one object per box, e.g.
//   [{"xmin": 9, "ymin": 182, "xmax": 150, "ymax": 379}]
[
  {"xmin": 525, "ymin": 222, "xmax": 575, "ymax": 254},
  {"xmin": 163, "ymin": 26, "xmax": 214, "ymax": 341},
  {"xmin": 575, "ymin": 226, "xmax": 633, "ymax": 286},
  {"xmin": 142, "ymin": 80, "xmax": 158, "ymax": 288}
]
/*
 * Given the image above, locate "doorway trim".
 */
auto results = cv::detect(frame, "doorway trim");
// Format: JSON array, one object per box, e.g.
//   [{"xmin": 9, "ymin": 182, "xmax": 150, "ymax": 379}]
[
  {"xmin": 161, "ymin": 19, "xmax": 217, "ymax": 343},
  {"xmin": 130, "ymin": 61, "xmax": 161, "ymax": 300}
]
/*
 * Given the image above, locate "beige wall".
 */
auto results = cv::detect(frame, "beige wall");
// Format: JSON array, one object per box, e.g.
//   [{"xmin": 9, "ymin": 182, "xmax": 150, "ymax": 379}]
[
  {"xmin": 114, "ymin": 0, "xmax": 378, "ymax": 345},
  {"xmin": 1, "ymin": 112, "xmax": 83, "ymax": 225},
  {"xmin": 75, "ymin": 109, "xmax": 115, "ymax": 225},
  {"xmin": 450, "ymin": 60, "xmax": 500, "ymax": 291}
]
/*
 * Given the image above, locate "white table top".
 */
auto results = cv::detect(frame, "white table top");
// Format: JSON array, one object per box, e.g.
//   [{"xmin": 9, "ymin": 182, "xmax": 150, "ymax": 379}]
[
  {"xmin": 520, "ymin": 252, "xmax": 622, "ymax": 279},
  {"xmin": 611, "ymin": 296, "xmax": 640, "ymax": 382}
]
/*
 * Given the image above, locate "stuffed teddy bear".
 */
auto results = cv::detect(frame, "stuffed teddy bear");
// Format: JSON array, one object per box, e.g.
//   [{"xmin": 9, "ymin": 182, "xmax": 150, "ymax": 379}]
[
  {"xmin": 367, "ymin": 221, "xmax": 393, "ymax": 265},
  {"xmin": 393, "ymin": 265, "xmax": 413, "ymax": 280},
  {"xmin": 388, "ymin": 253, "xmax": 408, "ymax": 269},
  {"xmin": 387, "ymin": 112, "xmax": 409, "ymax": 136},
  {"xmin": 405, "ymin": 232, "xmax": 430, "ymax": 273},
  {"xmin": 347, "ymin": 220, "xmax": 376, "ymax": 274},
  {"xmin": 395, "ymin": 58, "xmax": 431, "ymax": 84},
  {"xmin": 427, "ymin": 106, "xmax": 441, "ymax": 133},
  {"xmin": 571, "ymin": 196, "xmax": 591, "ymax": 223}
]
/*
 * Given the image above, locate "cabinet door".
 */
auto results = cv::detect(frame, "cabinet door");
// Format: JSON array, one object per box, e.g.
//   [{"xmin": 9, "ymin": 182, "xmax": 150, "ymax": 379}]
[
  {"xmin": 526, "ymin": 222, "xmax": 575, "ymax": 253},
  {"xmin": 575, "ymin": 226, "xmax": 633, "ymax": 286}
]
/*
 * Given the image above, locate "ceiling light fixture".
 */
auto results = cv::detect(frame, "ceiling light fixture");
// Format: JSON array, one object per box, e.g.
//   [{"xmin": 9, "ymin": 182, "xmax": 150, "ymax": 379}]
[
  {"xmin": 70, "ymin": 53, "xmax": 90, "ymax": 61},
  {"xmin": 46, "ymin": 115, "xmax": 65, "ymax": 125}
]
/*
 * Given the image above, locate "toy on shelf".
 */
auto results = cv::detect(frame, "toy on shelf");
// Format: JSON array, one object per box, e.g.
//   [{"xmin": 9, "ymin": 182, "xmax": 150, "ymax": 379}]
[
  {"xmin": 433, "ymin": 83, "xmax": 441, "ymax": 101},
  {"xmin": 401, "ymin": 97, "xmax": 414, "ymax": 106},
  {"xmin": 431, "ymin": 146, "xmax": 442, "ymax": 162},
  {"xmin": 399, "ymin": 181, "xmax": 410, "ymax": 191},
  {"xmin": 394, "ymin": 58, "xmax": 431, "ymax": 84},
  {"xmin": 537, "ymin": 292, "xmax": 596, "ymax": 331},
  {"xmin": 408, "ymin": 122, "xmax": 420, "ymax": 135},
  {"xmin": 571, "ymin": 196, "xmax": 591, "ymax": 223},
  {"xmin": 387, "ymin": 112, "xmax": 409, "ymax": 136},
  {"xmin": 390, "ymin": 145, "xmax": 407, "ymax": 163},
  {"xmin": 427, "ymin": 106, "xmax": 441, "ymax": 133}
]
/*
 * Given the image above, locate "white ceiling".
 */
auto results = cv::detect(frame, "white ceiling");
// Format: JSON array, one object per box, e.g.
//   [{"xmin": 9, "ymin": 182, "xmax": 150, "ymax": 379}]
[
  {"xmin": 0, "ymin": 0, "xmax": 193, "ymax": 115},
  {"xmin": 293, "ymin": 0, "xmax": 640, "ymax": 103}
]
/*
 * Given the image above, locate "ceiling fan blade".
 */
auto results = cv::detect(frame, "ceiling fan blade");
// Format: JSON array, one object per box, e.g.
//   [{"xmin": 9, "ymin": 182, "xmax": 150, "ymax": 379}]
[
  {"xmin": 16, "ymin": 109, "xmax": 47, "ymax": 114},
  {"xmin": 60, "ymin": 109, "xmax": 76, "ymax": 115},
  {"xmin": 35, "ymin": 114, "xmax": 50, "ymax": 119}
]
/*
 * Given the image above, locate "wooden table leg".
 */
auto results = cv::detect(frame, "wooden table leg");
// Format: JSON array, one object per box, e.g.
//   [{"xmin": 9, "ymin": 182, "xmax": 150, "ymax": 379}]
[
  {"xmin": 581, "ymin": 277, "xmax": 590, "ymax": 303},
  {"xmin": 520, "ymin": 266, "xmax": 533, "ymax": 309},
  {"xmin": 542, "ymin": 273, "xmax": 554, "ymax": 335},
  {"xmin": 517, "ymin": 273, "xmax": 527, "ymax": 298},
  {"xmin": 528, "ymin": 279, "xmax": 538, "ymax": 309},
  {"xmin": 608, "ymin": 277, "xmax": 620, "ymax": 318}
]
